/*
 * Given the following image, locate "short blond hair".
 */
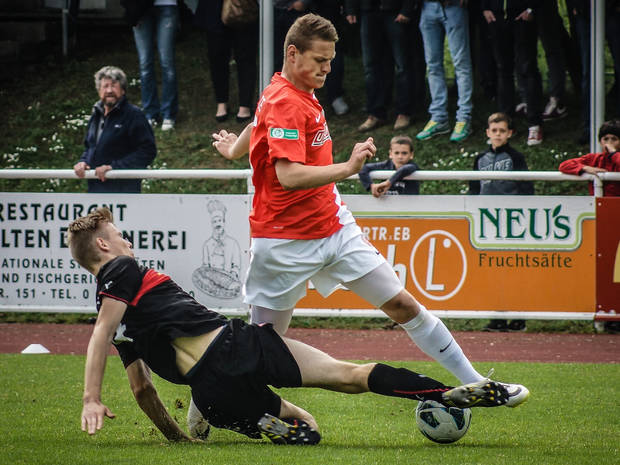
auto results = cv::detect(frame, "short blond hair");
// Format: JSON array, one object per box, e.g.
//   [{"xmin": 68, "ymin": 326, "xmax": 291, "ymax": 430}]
[
  {"xmin": 66, "ymin": 207, "xmax": 113, "ymax": 272},
  {"xmin": 284, "ymin": 14, "xmax": 338, "ymax": 58}
]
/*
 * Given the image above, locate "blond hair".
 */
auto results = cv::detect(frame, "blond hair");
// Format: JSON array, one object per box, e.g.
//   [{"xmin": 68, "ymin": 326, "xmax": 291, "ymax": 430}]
[
  {"xmin": 66, "ymin": 207, "xmax": 113, "ymax": 272},
  {"xmin": 284, "ymin": 13, "xmax": 338, "ymax": 58}
]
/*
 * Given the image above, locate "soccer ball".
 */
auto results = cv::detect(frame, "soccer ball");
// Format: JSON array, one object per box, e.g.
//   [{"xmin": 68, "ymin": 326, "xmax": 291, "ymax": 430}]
[{"xmin": 415, "ymin": 400, "xmax": 471, "ymax": 444}]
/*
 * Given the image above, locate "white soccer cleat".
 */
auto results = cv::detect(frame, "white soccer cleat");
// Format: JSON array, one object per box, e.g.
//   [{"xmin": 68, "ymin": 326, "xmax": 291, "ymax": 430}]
[
  {"xmin": 484, "ymin": 369, "xmax": 530, "ymax": 408},
  {"xmin": 500, "ymin": 382, "xmax": 530, "ymax": 407},
  {"xmin": 187, "ymin": 397, "xmax": 210, "ymax": 440}
]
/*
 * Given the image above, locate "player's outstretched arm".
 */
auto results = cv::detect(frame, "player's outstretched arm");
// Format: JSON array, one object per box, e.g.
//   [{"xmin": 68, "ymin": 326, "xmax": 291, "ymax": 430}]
[
  {"xmin": 275, "ymin": 137, "xmax": 376, "ymax": 190},
  {"xmin": 81, "ymin": 298, "xmax": 127, "ymax": 435},
  {"xmin": 212, "ymin": 123, "xmax": 252, "ymax": 160},
  {"xmin": 126, "ymin": 360, "xmax": 198, "ymax": 442}
]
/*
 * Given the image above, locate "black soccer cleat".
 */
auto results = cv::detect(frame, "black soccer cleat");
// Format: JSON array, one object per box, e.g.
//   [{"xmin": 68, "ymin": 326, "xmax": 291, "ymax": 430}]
[
  {"xmin": 257, "ymin": 414, "xmax": 321, "ymax": 445},
  {"xmin": 442, "ymin": 379, "xmax": 509, "ymax": 408}
]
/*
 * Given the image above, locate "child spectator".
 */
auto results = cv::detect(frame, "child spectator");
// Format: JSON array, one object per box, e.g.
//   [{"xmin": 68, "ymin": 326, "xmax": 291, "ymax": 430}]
[
  {"xmin": 470, "ymin": 113, "xmax": 533, "ymax": 332},
  {"xmin": 558, "ymin": 119, "xmax": 620, "ymax": 197},
  {"xmin": 359, "ymin": 135, "xmax": 419, "ymax": 197}
]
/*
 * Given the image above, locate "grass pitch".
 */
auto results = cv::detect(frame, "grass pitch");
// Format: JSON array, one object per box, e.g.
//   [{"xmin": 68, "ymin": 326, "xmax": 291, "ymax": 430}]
[{"xmin": 0, "ymin": 354, "xmax": 618, "ymax": 465}]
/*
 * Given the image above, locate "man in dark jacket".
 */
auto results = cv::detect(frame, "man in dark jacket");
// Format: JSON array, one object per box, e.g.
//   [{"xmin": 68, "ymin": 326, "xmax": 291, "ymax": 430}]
[{"xmin": 73, "ymin": 66, "xmax": 156, "ymax": 193}]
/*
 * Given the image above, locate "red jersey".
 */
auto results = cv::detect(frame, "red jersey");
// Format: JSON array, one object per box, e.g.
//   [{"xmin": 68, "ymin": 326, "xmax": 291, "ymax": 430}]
[
  {"xmin": 249, "ymin": 73, "xmax": 353, "ymax": 239},
  {"xmin": 558, "ymin": 150, "xmax": 620, "ymax": 196}
]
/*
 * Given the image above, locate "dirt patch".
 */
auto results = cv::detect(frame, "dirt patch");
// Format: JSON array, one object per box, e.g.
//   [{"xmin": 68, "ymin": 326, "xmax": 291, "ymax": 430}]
[{"xmin": 1, "ymin": 323, "xmax": 617, "ymax": 363}]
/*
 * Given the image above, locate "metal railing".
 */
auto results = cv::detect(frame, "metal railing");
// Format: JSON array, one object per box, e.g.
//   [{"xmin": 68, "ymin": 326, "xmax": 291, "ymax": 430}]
[{"xmin": 1, "ymin": 169, "xmax": 615, "ymax": 197}]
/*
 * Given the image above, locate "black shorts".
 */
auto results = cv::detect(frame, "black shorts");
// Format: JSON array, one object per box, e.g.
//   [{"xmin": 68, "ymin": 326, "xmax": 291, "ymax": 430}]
[{"xmin": 187, "ymin": 319, "xmax": 302, "ymax": 438}]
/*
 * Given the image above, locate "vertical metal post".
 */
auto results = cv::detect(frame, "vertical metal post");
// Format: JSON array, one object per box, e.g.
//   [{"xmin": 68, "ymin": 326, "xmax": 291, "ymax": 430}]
[
  {"xmin": 589, "ymin": 0, "xmax": 605, "ymax": 152},
  {"xmin": 259, "ymin": 0, "xmax": 274, "ymax": 93}
]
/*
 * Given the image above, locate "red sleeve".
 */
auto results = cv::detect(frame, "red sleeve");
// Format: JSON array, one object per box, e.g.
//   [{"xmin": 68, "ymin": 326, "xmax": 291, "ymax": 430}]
[
  {"xmin": 264, "ymin": 101, "xmax": 308, "ymax": 164},
  {"xmin": 558, "ymin": 153, "xmax": 597, "ymax": 175}
]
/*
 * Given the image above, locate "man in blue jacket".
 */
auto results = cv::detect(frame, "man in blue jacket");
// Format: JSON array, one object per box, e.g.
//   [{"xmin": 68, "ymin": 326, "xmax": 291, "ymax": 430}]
[{"xmin": 73, "ymin": 66, "xmax": 156, "ymax": 193}]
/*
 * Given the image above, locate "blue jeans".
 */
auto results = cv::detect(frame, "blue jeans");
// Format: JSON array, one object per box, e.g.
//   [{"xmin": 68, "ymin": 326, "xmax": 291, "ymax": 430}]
[
  {"xmin": 360, "ymin": 10, "xmax": 412, "ymax": 118},
  {"xmin": 133, "ymin": 5, "xmax": 178, "ymax": 121},
  {"xmin": 419, "ymin": 1, "xmax": 473, "ymax": 123}
]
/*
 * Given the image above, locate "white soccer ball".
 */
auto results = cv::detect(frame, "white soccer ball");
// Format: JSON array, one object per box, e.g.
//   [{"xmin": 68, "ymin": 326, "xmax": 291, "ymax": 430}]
[{"xmin": 415, "ymin": 400, "xmax": 471, "ymax": 444}]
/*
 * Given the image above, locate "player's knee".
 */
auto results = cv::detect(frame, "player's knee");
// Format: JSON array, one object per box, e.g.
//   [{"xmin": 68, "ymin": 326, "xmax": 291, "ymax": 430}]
[{"xmin": 381, "ymin": 290, "xmax": 421, "ymax": 324}]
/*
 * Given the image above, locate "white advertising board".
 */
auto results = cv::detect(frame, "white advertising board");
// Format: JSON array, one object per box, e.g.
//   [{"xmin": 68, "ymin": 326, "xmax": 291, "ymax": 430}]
[{"xmin": 0, "ymin": 193, "xmax": 251, "ymax": 312}]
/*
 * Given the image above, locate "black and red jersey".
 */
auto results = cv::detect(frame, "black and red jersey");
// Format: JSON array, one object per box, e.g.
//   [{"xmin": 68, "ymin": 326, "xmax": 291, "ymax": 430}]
[{"xmin": 95, "ymin": 255, "xmax": 228, "ymax": 384}]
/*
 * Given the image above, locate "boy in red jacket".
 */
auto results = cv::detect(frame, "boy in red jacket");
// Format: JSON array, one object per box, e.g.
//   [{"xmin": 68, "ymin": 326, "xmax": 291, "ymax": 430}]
[{"xmin": 559, "ymin": 119, "xmax": 620, "ymax": 196}]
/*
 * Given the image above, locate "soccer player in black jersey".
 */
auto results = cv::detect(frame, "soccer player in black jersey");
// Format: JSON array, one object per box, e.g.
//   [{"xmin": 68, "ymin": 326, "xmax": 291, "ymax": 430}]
[{"xmin": 67, "ymin": 207, "xmax": 512, "ymax": 445}]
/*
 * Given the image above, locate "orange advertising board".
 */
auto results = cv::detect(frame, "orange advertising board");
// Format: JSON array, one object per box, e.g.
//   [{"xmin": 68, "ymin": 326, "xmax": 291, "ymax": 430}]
[
  {"xmin": 298, "ymin": 195, "xmax": 596, "ymax": 314},
  {"xmin": 596, "ymin": 197, "xmax": 620, "ymax": 313}
]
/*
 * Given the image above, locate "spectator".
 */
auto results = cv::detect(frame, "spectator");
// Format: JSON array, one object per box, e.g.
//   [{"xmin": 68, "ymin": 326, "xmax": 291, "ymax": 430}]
[
  {"xmin": 558, "ymin": 119, "xmax": 620, "ymax": 197},
  {"xmin": 416, "ymin": 0, "xmax": 474, "ymax": 143},
  {"xmin": 359, "ymin": 134, "xmax": 420, "ymax": 197},
  {"xmin": 482, "ymin": 1, "xmax": 544, "ymax": 146},
  {"xmin": 273, "ymin": 1, "xmax": 313, "ymax": 74},
  {"xmin": 538, "ymin": 0, "xmax": 570, "ymax": 122},
  {"xmin": 194, "ymin": 0, "xmax": 258, "ymax": 123},
  {"xmin": 73, "ymin": 66, "xmax": 156, "ymax": 193},
  {"xmin": 469, "ymin": 112, "xmax": 533, "ymax": 332},
  {"xmin": 345, "ymin": 0, "xmax": 415, "ymax": 131},
  {"xmin": 468, "ymin": 0, "xmax": 497, "ymax": 102},
  {"xmin": 128, "ymin": 0, "xmax": 179, "ymax": 130},
  {"xmin": 567, "ymin": 1, "xmax": 620, "ymax": 144},
  {"xmin": 315, "ymin": 1, "xmax": 350, "ymax": 116}
]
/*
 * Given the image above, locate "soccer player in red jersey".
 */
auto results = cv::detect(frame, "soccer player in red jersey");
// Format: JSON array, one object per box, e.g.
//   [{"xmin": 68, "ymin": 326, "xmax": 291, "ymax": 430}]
[{"xmin": 213, "ymin": 14, "xmax": 528, "ymax": 407}]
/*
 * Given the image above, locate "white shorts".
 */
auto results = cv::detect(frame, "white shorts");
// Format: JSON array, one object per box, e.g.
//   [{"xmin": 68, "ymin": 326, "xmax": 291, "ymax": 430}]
[{"xmin": 244, "ymin": 222, "xmax": 403, "ymax": 310}]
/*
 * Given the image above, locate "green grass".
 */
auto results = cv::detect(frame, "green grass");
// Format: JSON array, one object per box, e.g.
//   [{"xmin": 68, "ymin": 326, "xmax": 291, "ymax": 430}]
[
  {"xmin": 0, "ymin": 354, "xmax": 618, "ymax": 465},
  {"xmin": 1, "ymin": 22, "xmax": 618, "ymax": 195}
]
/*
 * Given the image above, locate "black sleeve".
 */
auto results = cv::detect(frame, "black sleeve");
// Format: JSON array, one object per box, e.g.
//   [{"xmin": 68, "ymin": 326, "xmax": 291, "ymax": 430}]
[
  {"xmin": 389, "ymin": 163, "xmax": 417, "ymax": 185},
  {"xmin": 359, "ymin": 162, "xmax": 379, "ymax": 191},
  {"xmin": 98, "ymin": 256, "xmax": 143, "ymax": 305}
]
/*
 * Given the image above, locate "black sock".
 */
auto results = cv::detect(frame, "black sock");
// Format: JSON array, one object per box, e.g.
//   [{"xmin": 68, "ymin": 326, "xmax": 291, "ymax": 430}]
[{"xmin": 367, "ymin": 363, "xmax": 450, "ymax": 403}]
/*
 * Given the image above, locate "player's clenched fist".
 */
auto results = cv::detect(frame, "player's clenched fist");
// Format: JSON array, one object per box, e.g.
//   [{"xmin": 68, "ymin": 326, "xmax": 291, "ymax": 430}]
[{"xmin": 348, "ymin": 137, "xmax": 377, "ymax": 173}]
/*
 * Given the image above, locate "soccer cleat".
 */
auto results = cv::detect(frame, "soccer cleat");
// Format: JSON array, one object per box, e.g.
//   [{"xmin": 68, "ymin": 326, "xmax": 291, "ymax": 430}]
[
  {"xmin": 187, "ymin": 397, "xmax": 210, "ymax": 440},
  {"xmin": 483, "ymin": 369, "xmax": 530, "ymax": 408},
  {"xmin": 416, "ymin": 120, "xmax": 450, "ymax": 140},
  {"xmin": 500, "ymin": 382, "xmax": 530, "ymax": 407},
  {"xmin": 450, "ymin": 121, "xmax": 472, "ymax": 142},
  {"xmin": 442, "ymin": 379, "xmax": 509, "ymax": 408},
  {"xmin": 257, "ymin": 414, "xmax": 321, "ymax": 445}
]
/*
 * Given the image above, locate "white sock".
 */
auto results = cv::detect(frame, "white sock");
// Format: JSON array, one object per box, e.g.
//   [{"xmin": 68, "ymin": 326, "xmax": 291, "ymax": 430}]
[{"xmin": 400, "ymin": 307, "xmax": 483, "ymax": 384}]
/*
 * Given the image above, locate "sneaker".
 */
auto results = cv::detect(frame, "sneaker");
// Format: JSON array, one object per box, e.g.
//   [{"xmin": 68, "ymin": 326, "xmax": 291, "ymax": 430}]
[
  {"xmin": 507, "ymin": 320, "xmax": 526, "ymax": 332},
  {"xmin": 442, "ymin": 379, "xmax": 509, "ymax": 408},
  {"xmin": 515, "ymin": 102, "xmax": 527, "ymax": 116},
  {"xmin": 450, "ymin": 121, "xmax": 472, "ymax": 142},
  {"xmin": 483, "ymin": 320, "xmax": 508, "ymax": 332},
  {"xmin": 187, "ymin": 397, "xmax": 210, "ymax": 440},
  {"xmin": 358, "ymin": 115, "xmax": 382, "ymax": 132},
  {"xmin": 161, "ymin": 119, "xmax": 175, "ymax": 131},
  {"xmin": 527, "ymin": 125, "xmax": 543, "ymax": 146},
  {"xmin": 542, "ymin": 97, "xmax": 568, "ymax": 121},
  {"xmin": 331, "ymin": 96, "xmax": 349, "ymax": 116},
  {"xmin": 148, "ymin": 118, "xmax": 158, "ymax": 128},
  {"xmin": 257, "ymin": 414, "xmax": 321, "ymax": 445},
  {"xmin": 484, "ymin": 369, "xmax": 530, "ymax": 408},
  {"xmin": 394, "ymin": 114, "xmax": 411, "ymax": 130},
  {"xmin": 416, "ymin": 120, "xmax": 450, "ymax": 140}
]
